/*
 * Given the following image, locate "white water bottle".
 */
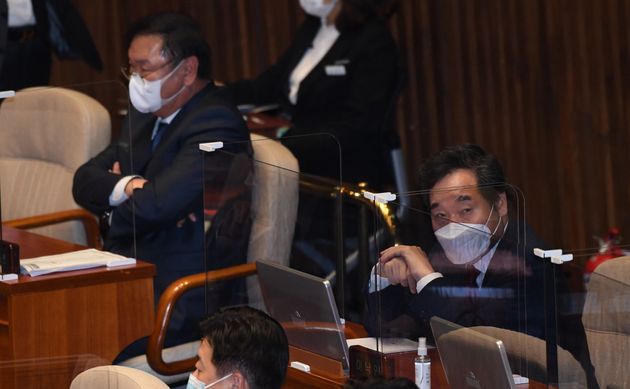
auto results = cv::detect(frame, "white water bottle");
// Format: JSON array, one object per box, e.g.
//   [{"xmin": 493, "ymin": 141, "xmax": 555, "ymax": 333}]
[{"xmin": 415, "ymin": 337, "xmax": 431, "ymax": 389}]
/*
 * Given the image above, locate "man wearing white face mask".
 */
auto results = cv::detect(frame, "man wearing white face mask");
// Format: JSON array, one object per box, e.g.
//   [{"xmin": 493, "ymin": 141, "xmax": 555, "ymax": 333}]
[
  {"xmin": 366, "ymin": 145, "xmax": 522, "ymax": 333},
  {"xmin": 365, "ymin": 145, "xmax": 599, "ymax": 388},
  {"xmin": 73, "ymin": 12, "xmax": 252, "ymax": 359},
  {"xmin": 187, "ymin": 306, "xmax": 289, "ymax": 389}
]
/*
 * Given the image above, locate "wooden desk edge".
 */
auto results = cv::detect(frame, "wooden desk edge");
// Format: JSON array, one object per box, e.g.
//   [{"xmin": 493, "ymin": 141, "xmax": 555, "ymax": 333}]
[{"xmin": 0, "ymin": 261, "xmax": 155, "ymax": 294}]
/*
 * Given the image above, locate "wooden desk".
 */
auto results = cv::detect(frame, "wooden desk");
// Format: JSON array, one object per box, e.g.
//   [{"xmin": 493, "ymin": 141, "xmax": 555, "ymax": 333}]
[
  {"xmin": 0, "ymin": 226, "xmax": 156, "ymax": 389},
  {"xmin": 282, "ymin": 344, "xmax": 549, "ymax": 389},
  {"xmin": 246, "ymin": 112, "xmax": 290, "ymax": 138}
]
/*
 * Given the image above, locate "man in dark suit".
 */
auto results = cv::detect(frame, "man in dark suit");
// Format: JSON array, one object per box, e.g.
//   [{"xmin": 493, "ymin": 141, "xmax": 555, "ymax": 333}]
[
  {"xmin": 72, "ymin": 12, "xmax": 251, "ymax": 356},
  {"xmin": 366, "ymin": 144, "xmax": 598, "ymax": 387},
  {"xmin": 367, "ymin": 145, "xmax": 539, "ymax": 335},
  {"xmin": 0, "ymin": 0, "xmax": 102, "ymax": 91}
]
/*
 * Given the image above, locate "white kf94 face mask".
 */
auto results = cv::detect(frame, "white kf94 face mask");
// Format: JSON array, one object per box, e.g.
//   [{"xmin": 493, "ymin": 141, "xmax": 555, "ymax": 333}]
[
  {"xmin": 186, "ymin": 372, "xmax": 233, "ymax": 389},
  {"xmin": 434, "ymin": 205, "xmax": 501, "ymax": 265},
  {"xmin": 128, "ymin": 61, "xmax": 185, "ymax": 113},
  {"xmin": 299, "ymin": 0, "xmax": 338, "ymax": 18}
]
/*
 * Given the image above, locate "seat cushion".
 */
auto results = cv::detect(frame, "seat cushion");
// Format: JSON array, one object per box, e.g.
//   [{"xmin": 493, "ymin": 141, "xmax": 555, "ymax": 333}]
[
  {"xmin": 0, "ymin": 157, "xmax": 86, "ymax": 244},
  {"xmin": 70, "ymin": 365, "xmax": 170, "ymax": 389},
  {"xmin": 583, "ymin": 256, "xmax": 630, "ymax": 389},
  {"xmin": 117, "ymin": 341, "xmax": 199, "ymax": 385}
]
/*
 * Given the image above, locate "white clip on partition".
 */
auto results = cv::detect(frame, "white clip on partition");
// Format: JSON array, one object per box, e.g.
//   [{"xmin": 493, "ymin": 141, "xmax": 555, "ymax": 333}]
[
  {"xmin": 0, "ymin": 90, "xmax": 15, "ymax": 99},
  {"xmin": 198, "ymin": 142, "xmax": 224, "ymax": 153},
  {"xmin": 363, "ymin": 191, "xmax": 396, "ymax": 204},
  {"xmin": 533, "ymin": 248, "xmax": 574, "ymax": 264},
  {"xmin": 290, "ymin": 361, "xmax": 311, "ymax": 372}
]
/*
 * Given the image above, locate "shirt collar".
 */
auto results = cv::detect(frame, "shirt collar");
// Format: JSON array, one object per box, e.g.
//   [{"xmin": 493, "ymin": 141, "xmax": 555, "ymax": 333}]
[
  {"xmin": 474, "ymin": 220, "xmax": 509, "ymax": 276},
  {"xmin": 158, "ymin": 108, "xmax": 181, "ymax": 124}
]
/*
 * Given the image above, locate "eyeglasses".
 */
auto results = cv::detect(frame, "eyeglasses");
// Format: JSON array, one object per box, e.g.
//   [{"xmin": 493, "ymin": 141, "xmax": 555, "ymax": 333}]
[{"xmin": 120, "ymin": 60, "xmax": 174, "ymax": 80}]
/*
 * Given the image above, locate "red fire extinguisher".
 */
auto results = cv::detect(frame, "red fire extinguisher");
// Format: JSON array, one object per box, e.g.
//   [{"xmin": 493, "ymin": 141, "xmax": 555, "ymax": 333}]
[{"xmin": 584, "ymin": 227, "xmax": 625, "ymax": 282}]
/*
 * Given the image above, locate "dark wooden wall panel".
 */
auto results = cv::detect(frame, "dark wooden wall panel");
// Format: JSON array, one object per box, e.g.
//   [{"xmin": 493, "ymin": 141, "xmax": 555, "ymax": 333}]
[{"xmin": 48, "ymin": 0, "xmax": 630, "ymax": 256}]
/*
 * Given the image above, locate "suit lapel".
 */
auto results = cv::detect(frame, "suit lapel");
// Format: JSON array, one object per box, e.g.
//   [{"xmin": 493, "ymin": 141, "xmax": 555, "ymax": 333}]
[
  {"xmin": 297, "ymin": 28, "xmax": 354, "ymax": 99},
  {"xmin": 127, "ymin": 116, "xmax": 155, "ymax": 176}
]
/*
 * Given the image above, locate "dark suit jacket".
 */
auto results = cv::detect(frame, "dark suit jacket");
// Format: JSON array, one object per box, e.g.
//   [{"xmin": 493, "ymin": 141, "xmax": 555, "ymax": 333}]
[
  {"xmin": 0, "ymin": 0, "xmax": 101, "ymax": 90},
  {"xmin": 365, "ymin": 221, "xmax": 598, "ymax": 387},
  {"xmin": 43, "ymin": 0, "xmax": 103, "ymax": 70},
  {"xmin": 366, "ymin": 222, "xmax": 548, "ymax": 338},
  {"xmin": 73, "ymin": 83, "xmax": 252, "ymax": 343},
  {"xmin": 225, "ymin": 16, "xmax": 398, "ymax": 187}
]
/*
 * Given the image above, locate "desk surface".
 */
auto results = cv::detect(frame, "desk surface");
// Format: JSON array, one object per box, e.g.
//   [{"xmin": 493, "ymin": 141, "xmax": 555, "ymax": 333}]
[
  {"xmin": 2, "ymin": 226, "xmax": 154, "ymax": 292},
  {"xmin": 0, "ymin": 226, "xmax": 156, "ymax": 389},
  {"xmin": 283, "ymin": 343, "xmax": 548, "ymax": 389},
  {"xmin": 1, "ymin": 226, "xmax": 155, "ymax": 293},
  {"xmin": 247, "ymin": 112, "xmax": 290, "ymax": 138}
]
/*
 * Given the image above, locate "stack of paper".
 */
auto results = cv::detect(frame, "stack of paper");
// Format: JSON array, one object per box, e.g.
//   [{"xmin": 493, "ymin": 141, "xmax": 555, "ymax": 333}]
[{"xmin": 20, "ymin": 249, "xmax": 136, "ymax": 277}]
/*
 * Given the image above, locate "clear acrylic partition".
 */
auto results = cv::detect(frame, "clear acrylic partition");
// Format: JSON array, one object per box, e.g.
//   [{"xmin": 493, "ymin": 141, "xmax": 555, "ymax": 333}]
[
  {"xmin": 201, "ymin": 133, "xmax": 361, "ymax": 360},
  {"xmin": 555, "ymin": 231, "xmax": 630, "ymax": 389},
  {"xmin": 0, "ymin": 81, "xmax": 136, "ymax": 388},
  {"xmin": 279, "ymin": 133, "xmax": 347, "ymax": 314},
  {"xmin": 365, "ymin": 183, "xmax": 570, "ymax": 386}
]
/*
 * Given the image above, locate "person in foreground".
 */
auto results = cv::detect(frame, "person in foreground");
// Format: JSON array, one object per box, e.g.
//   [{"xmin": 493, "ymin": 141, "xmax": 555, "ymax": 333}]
[
  {"xmin": 187, "ymin": 306, "xmax": 289, "ymax": 389},
  {"xmin": 72, "ymin": 12, "xmax": 251, "ymax": 354},
  {"xmin": 365, "ymin": 144, "xmax": 598, "ymax": 388}
]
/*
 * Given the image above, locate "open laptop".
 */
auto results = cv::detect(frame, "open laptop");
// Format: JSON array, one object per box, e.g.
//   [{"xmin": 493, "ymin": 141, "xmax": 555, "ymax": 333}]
[
  {"xmin": 430, "ymin": 316, "xmax": 523, "ymax": 389},
  {"xmin": 256, "ymin": 260, "xmax": 350, "ymax": 370}
]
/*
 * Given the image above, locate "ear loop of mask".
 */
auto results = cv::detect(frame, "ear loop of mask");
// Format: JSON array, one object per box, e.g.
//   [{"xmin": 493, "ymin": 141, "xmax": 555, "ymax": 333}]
[
  {"xmin": 468, "ymin": 203, "xmax": 502, "ymax": 265},
  {"xmin": 159, "ymin": 60, "xmax": 187, "ymax": 106},
  {"xmin": 205, "ymin": 372, "xmax": 233, "ymax": 388}
]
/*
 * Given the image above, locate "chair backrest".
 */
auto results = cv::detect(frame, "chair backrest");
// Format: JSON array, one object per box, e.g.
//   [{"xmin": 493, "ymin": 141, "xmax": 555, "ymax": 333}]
[
  {"xmin": 471, "ymin": 326, "xmax": 585, "ymax": 386},
  {"xmin": 582, "ymin": 256, "xmax": 630, "ymax": 389},
  {"xmin": 70, "ymin": 365, "xmax": 170, "ymax": 389},
  {"xmin": 246, "ymin": 133, "xmax": 299, "ymax": 305},
  {"xmin": 0, "ymin": 87, "xmax": 110, "ymax": 244}
]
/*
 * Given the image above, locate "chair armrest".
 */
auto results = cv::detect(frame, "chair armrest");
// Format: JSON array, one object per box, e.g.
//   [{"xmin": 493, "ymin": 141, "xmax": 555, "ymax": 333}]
[
  {"xmin": 146, "ymin": 262, "xmax": 258, "ymax": 376},
  {"xmin": 3, "ymin": 209, "xmax": 101, "ymax": 249},
  {"xmin": 145, "ymin": 261, "xmax": 368, "ymax": 376}
]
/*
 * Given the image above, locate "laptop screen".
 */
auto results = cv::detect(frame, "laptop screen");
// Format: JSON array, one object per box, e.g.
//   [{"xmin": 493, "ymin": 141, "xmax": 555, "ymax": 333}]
[
  {"xmin": 257, "ymin": 260, "xmax": 350, "ymax": 370},
  {"xmin": 430, "ymin": 316, "xmax": 516, "ymax": 389}
]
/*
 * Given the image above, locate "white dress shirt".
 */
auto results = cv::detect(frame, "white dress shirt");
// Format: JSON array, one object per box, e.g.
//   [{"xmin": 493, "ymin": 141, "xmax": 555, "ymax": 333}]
[
  {"xmin": 368, "ymin": 239, "xmax": 501, "ymax": 294},
  {"xmin": 8, "ymin": 0, "xmax": 36, "ymax": 27},
  {"xmin": 288, "ymin": 19, "xmax": 340, "ymax": 104}
]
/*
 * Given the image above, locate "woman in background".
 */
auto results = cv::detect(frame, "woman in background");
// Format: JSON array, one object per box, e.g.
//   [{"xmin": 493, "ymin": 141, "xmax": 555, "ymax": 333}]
[{"xmin": 225, "ymin": 0, "xmax": 399, "ymax": 188}]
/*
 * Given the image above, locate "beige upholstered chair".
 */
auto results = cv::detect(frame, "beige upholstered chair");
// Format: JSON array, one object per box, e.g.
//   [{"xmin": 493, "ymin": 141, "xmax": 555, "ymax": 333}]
[
  {"xmin": 246, "ymin": 133, "xmax": 299, "ymax": 305},
  {"xmin": 471, "ymin": 326, "xmax": 586, "ymax": 387},
  {"xmin": 582, "ymin": 256, "xmax": 630, "ymax": 389},
  {"xmin": 119, "ymin": 134, "xmax": 300, "ymax": 382},
  {"xmin": 70, "ymin": 365, "xmax": 169, "ymax": 389},
  {"xmin": 471, "ymin": 255, "xmax": 630, "ymax": 389},
  {"xmin": 0, "ymin": 87, "xmax": 110, "ymax": 247}
]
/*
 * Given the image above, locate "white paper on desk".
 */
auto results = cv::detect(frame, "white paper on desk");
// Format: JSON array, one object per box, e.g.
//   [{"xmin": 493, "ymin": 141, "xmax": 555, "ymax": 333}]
[
  {"xmin": 20, "ymin": 249, "xmax": 136, "ymax": 277},
  {"xmin": 346, "ymin": 337, "xmax": 419, "ymax": 353}
]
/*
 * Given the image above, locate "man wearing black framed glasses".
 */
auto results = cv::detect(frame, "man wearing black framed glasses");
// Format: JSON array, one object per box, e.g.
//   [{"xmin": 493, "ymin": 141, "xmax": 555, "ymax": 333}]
[{"xmin": 73, "ymin": 12, "xmax": 252, "ymax": 359}]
